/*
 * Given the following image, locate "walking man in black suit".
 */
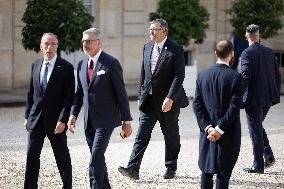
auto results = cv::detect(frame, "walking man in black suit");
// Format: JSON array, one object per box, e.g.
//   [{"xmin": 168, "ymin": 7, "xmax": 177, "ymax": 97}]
[
  {"xmin": 193, "ymin": 40, "xmax": 242, "ymax": 189},
  {"xmin": 24, "ymin": 33, "xmax": 74, "ymax": 189},
  {"xmin": 241, "ymin": 24, "xmax": 281, "ymax": 173},
  {"xmin": 67, "ymin": 28, "xmax": 133, "ymax": 189},
  {"xmin": 118, "ymin": 18, "xmax": 189, "ymax": 180}
]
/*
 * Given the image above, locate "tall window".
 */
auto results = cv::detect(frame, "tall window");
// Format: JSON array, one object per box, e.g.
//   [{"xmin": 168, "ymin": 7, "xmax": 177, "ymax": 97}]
[
  {"xmin": 184, "ymin": 51, "xmax": 193, "ymax": 66},
  {"xmin": 275, "ymin": 51, "xmax": 284, "ymax": 67},
  {"xmin": 84, "ymin": 0, "xmax": 95, "ymax": 16}
]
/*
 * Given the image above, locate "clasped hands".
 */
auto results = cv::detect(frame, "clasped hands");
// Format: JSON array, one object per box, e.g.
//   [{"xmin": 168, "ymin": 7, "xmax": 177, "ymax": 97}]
[{"xmin": 207, "ymin": 127, "xmax": 221, "ymax": 142}]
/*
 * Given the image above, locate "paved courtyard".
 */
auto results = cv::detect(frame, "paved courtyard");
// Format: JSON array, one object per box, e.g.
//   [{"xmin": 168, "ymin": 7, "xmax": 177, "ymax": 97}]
[{"xmin": 0, "ymin": 98, "xmax": 284, "ymax": 189}]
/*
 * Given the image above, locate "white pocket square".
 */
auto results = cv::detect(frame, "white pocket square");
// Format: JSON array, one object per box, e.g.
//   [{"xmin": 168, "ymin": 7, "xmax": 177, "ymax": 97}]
[{"xmin": 97, "ymin": 70, "xmax": 106, "ymax": 75}]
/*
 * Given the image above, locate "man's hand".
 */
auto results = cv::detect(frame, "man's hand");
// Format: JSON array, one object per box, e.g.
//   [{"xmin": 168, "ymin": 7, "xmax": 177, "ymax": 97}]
[
  {"xmin": 162, "ymin": 97, "xmax": 173, "ymax": 112},
  {"xmin": 54, "ymin": 122, "xmax": 65, "ymax": 134},
  {"xmin": 24, "ymin": 119, "xmax": 28, "ymax": 131},
  {"xmin": 121, "ymin": 122, "xmax": 132, "ymax": 139},
  {"xmin": 67, "ymin": 115, "xmax": 76, "ymax": 134},
  {"xmin": 207, "ymin": 129, "xmax": 221, "ymax": 142}
]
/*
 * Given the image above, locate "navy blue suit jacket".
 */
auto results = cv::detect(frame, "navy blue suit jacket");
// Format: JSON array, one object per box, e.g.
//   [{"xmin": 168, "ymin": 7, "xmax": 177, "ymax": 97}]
[
  {"xmin": 25, "ymin": 57, "xmax": 75, "ymax": 133},
  {"xmin": 71, "ymin": 51, "xmax": 132, "ymax": 129},
  {"xmin": 193, "ymin": 64, "xmax": 242, "ymax": 174},
  {"xmin": 138, "ymin": 38, "xmax": 189, "ymax": 110},
  {"xmin": 240, "ymin": 43, "xmax": 281, "ymax": 108}
]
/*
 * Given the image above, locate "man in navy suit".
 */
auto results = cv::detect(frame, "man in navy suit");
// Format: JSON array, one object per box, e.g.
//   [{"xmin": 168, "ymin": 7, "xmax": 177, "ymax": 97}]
[
  {"xmin": 67, "ymin": 28, "xmax": 133, "ymax": 189},
  {"xmin": 118, "ymin": 18, "xmax": 189, "ymax": 180},
  {"xmin": 193, "ymin": 40, "xmax": 242, "ymax": 189},
  {"xmin": 24, "ymin": 33, "xmax": 74, "ymax": 189},
  {"xmin": 241, "ymin": 24, "xmax": 281, "ymax": 173}
]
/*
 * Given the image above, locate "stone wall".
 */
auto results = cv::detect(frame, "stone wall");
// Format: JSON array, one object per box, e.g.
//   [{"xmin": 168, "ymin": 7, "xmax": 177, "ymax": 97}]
[{"xmin": 1, "ymin": 0, "xmax": 283, "ymax": 91}]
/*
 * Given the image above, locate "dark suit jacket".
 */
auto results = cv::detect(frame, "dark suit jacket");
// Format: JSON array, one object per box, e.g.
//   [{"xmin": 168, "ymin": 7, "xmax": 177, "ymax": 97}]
[
  {"xmin": 138, "ymin": 38, "xmax": 189, "ymax": 110},
  {"xmin": 71, "ymin": 51, "xmax": 132, "ymax": 129},
  {"xmin": 193, "ymin": 64, "xmax": 242, "ymax": 174},
  {"xmin": 25, "ymin": 57, "xmax": 75, "ymax": 133},
  {"xmin": 240, "ymin": 43, "xmax": 281, "ymax": 108}
]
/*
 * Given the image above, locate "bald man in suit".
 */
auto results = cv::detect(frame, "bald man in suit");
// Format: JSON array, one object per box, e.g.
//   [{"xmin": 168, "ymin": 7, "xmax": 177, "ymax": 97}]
[{"xmin": 24, "ymin": 33, "xmax": 74, "ymax": 189}]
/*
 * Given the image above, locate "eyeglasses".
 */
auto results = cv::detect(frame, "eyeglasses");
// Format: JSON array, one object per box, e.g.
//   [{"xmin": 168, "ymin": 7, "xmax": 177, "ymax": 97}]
[
  {"xmin": 81, "ymin": 39, "xmax": 99, "ymax": 44},
  {"xmin": 149, "ymin": 28, "xmax": 162, "ymax": 32},
  {"xmin": 42, "ymin": 42, "xmax": 58, "ymax": 46}
]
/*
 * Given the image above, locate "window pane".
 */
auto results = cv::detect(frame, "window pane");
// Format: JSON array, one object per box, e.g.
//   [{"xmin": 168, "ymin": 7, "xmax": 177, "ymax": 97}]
[
  {"xmin": 184, "ymin": 51, "xmax": 192, "ymax": 66},
  {"xmin": 281, "ymin": 53, "xmax": 284, "ymax": 67},
  {"xmin": 85, "ymin": 5, "xmax": 92, "ymax": 14},
  {"xmin": 275, "ymin": 53, "xmax": 280, "ymax": 66}
]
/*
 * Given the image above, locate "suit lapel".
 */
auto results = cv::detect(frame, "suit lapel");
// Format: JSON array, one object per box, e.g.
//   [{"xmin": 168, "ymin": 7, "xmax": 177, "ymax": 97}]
[
  {"xmin": 80, "ymin": 58, "xmax": 89, "ymax": 88},
  {"xmin": 89, "ymin": 52, "xmax": 104, "ymax": 87},
  {"xmin": 34, "ymin": 59, "xmax": 44, "ymax": 95},
  {"xmin": 47, "ymin": 57, "xmax": 61, "ymax": 88},
  {"xmin": 152, "ymin": 39, "xmax": 169, "ymax": 76},
  {"xmin": 145, "ymin": 42, "xmax": 154, "ymax": 75}
]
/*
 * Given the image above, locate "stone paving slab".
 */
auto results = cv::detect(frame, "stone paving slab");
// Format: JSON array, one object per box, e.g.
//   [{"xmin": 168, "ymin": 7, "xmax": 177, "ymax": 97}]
[{"xmin": 1, "ymin": 98, "xmax": 284, "ymax": 188}]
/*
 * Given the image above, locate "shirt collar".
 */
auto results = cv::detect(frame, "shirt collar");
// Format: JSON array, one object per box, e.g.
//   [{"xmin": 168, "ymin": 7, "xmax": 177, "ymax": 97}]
[
  {"xmin": 43, "ymin": 54, "xmax": 57, "ymax": 67},
  {"xmin": 89, "ymin": 48, "xmax": 102, "ymax": 65},
  {"xmin": 216, "ymin": 60, "xmax": 230, "ymax": 67},
  {"xmin": 155, "ymin": 36, "xmax": 167, "ymax": 51}
]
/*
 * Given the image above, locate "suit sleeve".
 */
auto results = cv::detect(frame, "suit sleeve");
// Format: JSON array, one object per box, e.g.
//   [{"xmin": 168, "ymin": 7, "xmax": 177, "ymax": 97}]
[
  {"xmin": 70, "ymin": 62, "xmax": 84, "ymax": 117},
  {"xmin": 138, "ymin": 45, "xmax": 146, "ymax": 99},
  {"xmin": 167, "ymin": 44, "xmax": 185, "ymax": 100},
  {"xmin": 274, "ymin": 55, "xmax": 281, "ymax": 93},
  {"xmin": 110, "ymin": 59, "xmax": 133, "ymax": 121},
  {"xmin": 25, "ymin": 63, "xmax": 34, "ymax": 119},
  {"xmin": 240, "ymin": 51, "xmax": 252, "ymax": 105},
  {"xmin": 58, "ymin": 63, "xmax": 75, "ymax": 124},
  {"xmin": 217, "ymin": 74, "xmax": 242, "ymax": 131},
  {"xmin": 192, "ymin": 75, "xmax": 212, "ymax": 132}
]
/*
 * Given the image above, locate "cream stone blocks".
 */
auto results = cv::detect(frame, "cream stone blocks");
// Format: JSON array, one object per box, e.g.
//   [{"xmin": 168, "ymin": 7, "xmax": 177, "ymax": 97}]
[{"xmin": 0, "ymin": 0, "xmax": 283, "ymax": 92}]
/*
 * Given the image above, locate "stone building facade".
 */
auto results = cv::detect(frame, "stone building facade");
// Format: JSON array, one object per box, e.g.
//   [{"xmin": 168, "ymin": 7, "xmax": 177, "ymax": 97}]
[{"xmin": 0, "ymin": 0, "xmax": 283, "ymax": 96}]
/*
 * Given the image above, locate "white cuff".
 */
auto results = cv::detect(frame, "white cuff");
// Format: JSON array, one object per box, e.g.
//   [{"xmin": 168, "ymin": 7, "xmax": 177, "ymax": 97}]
[
  {"xmin": 215, "ymin": 125, "xmax": 224, "ymax": 135},
  {"xmin": 123, "ymin": 121, "xmax": 131, "ymax": 124},
  {"xmin": 70, "ymin": 115, "xmax": 77, "ymax": 119},
  {"xmin": 205, "ymin": 125, "xmax": 212, "ymax": 132}
]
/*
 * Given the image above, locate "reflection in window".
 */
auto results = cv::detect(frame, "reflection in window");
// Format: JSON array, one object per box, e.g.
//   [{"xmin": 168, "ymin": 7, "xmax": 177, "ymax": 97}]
[
  {"xmin": 184, "ymin": 51, "xmax": 193, "ymax": 66},
  {"xmin": 84, "ymin": 0, "xmax": 94, "ymax": 16},
  {"xmin": 275, "ymin": 52, "xmax": 284, "ymax": 67}
]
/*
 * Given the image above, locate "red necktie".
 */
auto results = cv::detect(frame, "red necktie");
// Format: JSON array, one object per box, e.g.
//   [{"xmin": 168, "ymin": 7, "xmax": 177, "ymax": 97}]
[{"xmin": 88, "ymin": 59, "xmax": 94, "ymax": 81}]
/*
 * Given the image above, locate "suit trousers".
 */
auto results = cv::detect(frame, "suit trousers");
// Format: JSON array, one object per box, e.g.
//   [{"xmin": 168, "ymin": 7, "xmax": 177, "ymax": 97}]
[
  {"xmin": 85, "ymin": 119, "xmax": 114, "ymax": 189},
  {"xmin": 245, "ymin": 103, "xmax": 272, "ymax": 170},
  {"xmin": 24, "ymin": 118, "xmax": 72, "ymax": 189},
  {"xmin": 201, "ymin": 172, "xmax": 232, "ymax": 189},
  {"xmin": 127, "ymin": 95, "xmax": 181, "ymax": 171}
]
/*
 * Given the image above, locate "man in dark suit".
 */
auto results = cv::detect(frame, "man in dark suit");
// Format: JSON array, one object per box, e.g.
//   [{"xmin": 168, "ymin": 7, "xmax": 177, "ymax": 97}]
[
  {"xmin": 67, "ymin": 28, "xmax": 133, "ymax": 189},
  {"xmin": 24, "ymin": 33, "xmax": 74, "ymax": 189},
  {"xmin": 193, "ymin": 40, "xmax": 242, "ymax": 189},
  {"xmin": 241, "ymin": 24, "xmax": 281, "ymax": 173},
  {"xmin": 118, "ymin": 18, "xmax": 189, "ymax": 180}
]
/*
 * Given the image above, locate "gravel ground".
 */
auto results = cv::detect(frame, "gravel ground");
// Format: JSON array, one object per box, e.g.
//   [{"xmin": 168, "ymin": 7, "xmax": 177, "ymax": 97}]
[{"xmin": 1, "ymin": 99, "xmax": 284, "ymax": 189}]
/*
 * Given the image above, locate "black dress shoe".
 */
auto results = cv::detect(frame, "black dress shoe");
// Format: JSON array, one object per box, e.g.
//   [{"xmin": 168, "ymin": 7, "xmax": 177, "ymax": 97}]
[
  {"xmin": 163, "ymin": 168, "xmax": 176, "ymax": 179},
  {"xmin": 243, "ymin": 167, "xmax": 264, "ymax": 174},
  {"xmin": 118, "ymin": 166, "xmax": 139, "ymax": 180},
  {"xmin": 264, "ymin": 155, "xmax": 275, "ymax": 168}
]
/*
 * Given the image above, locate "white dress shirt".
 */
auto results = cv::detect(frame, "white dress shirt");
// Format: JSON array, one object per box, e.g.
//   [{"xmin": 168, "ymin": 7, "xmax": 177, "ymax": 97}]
[
  {"xmin": 88, "ymin": 49, "xmax": 102, "ymax": 69},
  {"xmin": 40, "ymin": 54, "xmax": 57, "ymax": 84}
]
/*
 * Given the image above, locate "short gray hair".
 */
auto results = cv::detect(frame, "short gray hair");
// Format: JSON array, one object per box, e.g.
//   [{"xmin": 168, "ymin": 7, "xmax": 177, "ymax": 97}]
[
  {"xmin": 41, "ymin": 33, "xmax": 58, "ymax": 41},
  {"xmin": 83, "ymin": 28, "xmax": 102, "ymax": 39},
  {"xmin": 150, "ymin": 18, "xmax": 168, "ymax": 35}
]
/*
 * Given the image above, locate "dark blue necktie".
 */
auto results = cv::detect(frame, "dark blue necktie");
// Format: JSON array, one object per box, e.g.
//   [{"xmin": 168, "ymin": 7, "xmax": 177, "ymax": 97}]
[{"xmin": 41, "ymin": 62, "xmax": 49, "ymax": 93}]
